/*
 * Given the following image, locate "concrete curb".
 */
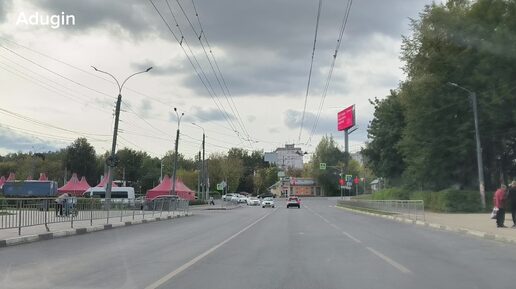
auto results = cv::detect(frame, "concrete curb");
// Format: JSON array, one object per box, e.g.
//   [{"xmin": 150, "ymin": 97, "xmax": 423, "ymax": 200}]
[
  {"xmin": 204, "ymin": 205, "xmax": 242, "ymax": 210},
  {"xmin": 0, "ymin": 212, "xmax": 193, "ymax": 248},
  {"xmin": 335, "ymin": 205, "xmax": 516, "ymax": 245}
]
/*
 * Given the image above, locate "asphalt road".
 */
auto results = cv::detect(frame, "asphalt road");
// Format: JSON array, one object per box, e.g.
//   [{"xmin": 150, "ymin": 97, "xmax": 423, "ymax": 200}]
[{"xmin": 1, "ymin": 198, "xmax": 516, "ymax": 289}]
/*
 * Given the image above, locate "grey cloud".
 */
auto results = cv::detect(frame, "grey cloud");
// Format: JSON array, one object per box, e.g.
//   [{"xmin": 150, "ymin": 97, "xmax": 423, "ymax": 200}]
[
  {"xmin": 35, "ymin": 0, "xmax": 156, "ymax": 37},
  {"xmin": 138, "ymin": 99, "xmax": 152, "ymax": 118},
  {"xmin": 0, "ymin": 126, "xmax": 61, "ymax": 152},
  {"xmin": 33, "ymin": 0, "xmax": 431, "ymax": 97},
  {"xmin": 169, "ymin": 106, "xmax": 235, "ymax": 123},
  {"xmin": 0, "ymin": 0, "xmax": 11, "ymax": 23},
  {"xmin": 131, "ymin": 60, "xmax": 187, "ymax": 76}
]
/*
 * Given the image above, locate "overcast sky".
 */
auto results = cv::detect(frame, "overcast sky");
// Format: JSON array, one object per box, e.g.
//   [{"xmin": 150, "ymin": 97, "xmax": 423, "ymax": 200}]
[{"xmin": 0, "ymin": 0, "xmax": 437, "ymax": 158}]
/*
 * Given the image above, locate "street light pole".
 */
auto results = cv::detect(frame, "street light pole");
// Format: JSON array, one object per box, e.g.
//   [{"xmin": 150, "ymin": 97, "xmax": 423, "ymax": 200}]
[
  {"xmin": 172, "ymin": 108, "xmax": 184, "ymax": 197},
  {"xmin": 192, "ymin": 123, "xmax": 206, "ymax": 200},
  {"xmin": 92, "ymin": 66, "xmax": 152, "ymax": 210},
  {"xmin": 448, "ymin": 82, "xmax": 486, "ymax": 209}
]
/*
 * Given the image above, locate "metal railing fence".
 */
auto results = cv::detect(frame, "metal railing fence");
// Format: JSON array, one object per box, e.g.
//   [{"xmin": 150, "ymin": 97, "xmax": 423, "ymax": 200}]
[
  {"xmin": 337, "ymin": 199, "xmax": 425, "ymax": 221},
  {"xmin": 0, "ymin": 197, "xmax": 189, "ymax": 235}
]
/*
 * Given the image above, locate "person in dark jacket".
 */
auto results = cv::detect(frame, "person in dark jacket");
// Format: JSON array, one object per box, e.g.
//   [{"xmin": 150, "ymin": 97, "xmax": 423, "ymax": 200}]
[
  {"xmin": 493, "ymin": 185, "xmax": 507, "ymax": 228},
  {"xmin": 508, "ymin": 181, "xmax": 516, "ymax": 228}
]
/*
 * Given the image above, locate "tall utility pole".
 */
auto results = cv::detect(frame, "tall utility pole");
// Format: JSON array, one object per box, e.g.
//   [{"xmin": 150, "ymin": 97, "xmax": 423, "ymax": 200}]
[
  {"xmin": 197, "ymin": 151, "xmax": 201, "ymax": 197},
  {"xmin": 448, "ymin": 82, "xmax": 486, "ymax": 209},
  {"xmin": 172, "ymin": 108, "xmax": 184, "ymax": 197},
  {"xmin": 92, "ymin": 66, "xmax": 152, "ymax": 209},
  {"xmin": 192, "ymin": 123, "xmax": 206, "ymax": 200}
]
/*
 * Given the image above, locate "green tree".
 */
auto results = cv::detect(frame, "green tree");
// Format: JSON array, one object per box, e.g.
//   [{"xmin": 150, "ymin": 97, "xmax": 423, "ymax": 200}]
[
  {"xmin": 64, "ymin": 138, "xmax": 97, "ymax": 183},
  {"xmin": 310, "ymin": 135, "xmax": 346, "ymax": 196},
  {"xmin": 362, "ymin": 91, "xmax": 405, "ymax": 184}
]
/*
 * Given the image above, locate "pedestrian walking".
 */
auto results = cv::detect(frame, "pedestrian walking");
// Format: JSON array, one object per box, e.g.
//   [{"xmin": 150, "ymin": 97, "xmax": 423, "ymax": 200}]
[
  {"xmin": 493, "ymin": 185, "xmax": 507, "ymax": 228},
  {"xmin": 55, "ymin": 193, "xmax": 68, "ymax": 216},
  {"xmin": 508, "ymin": 181, "xmax": 516, "ymax": 228},
  {"xmin": 209, "ymin": 196, "xmax": 215, "ymax": 206}
]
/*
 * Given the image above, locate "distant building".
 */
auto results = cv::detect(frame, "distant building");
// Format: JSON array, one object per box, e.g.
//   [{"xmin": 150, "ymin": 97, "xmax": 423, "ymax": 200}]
[
  {"xmin": 350, "ymin": 152, "xmax": 363, "ymax": 165},
  {"xmin": 269, "ymin": 177, "xmax": 324, "ymax": 197},
  {"xmin": 264, "ymin": 144, "xmax": 303, "ymax": 170}
]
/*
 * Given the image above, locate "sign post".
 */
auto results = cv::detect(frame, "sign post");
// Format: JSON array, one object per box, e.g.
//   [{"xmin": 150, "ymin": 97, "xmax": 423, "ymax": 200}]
[{"xmin": 319, "ymin": 163, "xmax": 327, "ymax": 170}]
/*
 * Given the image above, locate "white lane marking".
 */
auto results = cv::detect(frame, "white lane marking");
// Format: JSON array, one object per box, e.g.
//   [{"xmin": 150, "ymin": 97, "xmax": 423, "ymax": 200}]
[
  {"xmin": 366, "ymin": 247, "xmax": 411, "ymax": 274},
  {"xmin": 305, "ymin": 203, "xmax": 363, "ymax": 244},
  {"xmin": 144, "ymin": 209, "xmax": 276, "ymax": 289},
  {"xmin": 342, "ymin": 231, "xmax": 362, "ymax": 244}
]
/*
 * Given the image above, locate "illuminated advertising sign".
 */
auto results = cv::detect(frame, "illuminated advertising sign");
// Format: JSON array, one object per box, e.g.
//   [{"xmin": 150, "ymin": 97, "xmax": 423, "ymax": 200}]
[{"xmin": 337, "ymin": 105, "xmax": 355, "ymax": 131}]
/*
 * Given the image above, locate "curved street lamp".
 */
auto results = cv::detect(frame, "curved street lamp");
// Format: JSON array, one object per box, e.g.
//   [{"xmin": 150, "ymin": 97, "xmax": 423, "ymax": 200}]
[
  {"xmin": 92, "ymin": 66, "xmax": 152, "ymax": 209},
  {"xmin": 448, "ymin": 82, "xmax": 485, "ymax": 209}
]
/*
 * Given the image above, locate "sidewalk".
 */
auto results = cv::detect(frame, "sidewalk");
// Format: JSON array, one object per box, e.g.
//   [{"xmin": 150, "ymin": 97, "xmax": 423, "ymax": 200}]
[
  {"xmin": 0, "ymin": 210, "xmax": 191, "ymax": 248},
  {"xmin": 337, "ymin": 205, "xmax": 516, "ymax": 244},
  {"xmin": 424, "ymin": 212, "xmax": 516, "ymax": 242}
]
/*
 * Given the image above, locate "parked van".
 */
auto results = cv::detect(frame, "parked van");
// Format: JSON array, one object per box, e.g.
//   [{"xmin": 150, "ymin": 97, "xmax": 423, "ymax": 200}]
[{"xmin": 83, "ymin": 187, "xmax": 136, "ymax": 205}]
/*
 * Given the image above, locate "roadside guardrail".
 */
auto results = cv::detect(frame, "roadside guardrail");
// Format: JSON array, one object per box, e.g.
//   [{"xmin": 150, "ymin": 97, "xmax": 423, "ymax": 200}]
[
  {"xmin": 0, "ymin": 197, "xmax": 189, "ymax": 235},
  {"xmin": 337, "ymin": 199, "xmax": 425, "ymax": 221}
]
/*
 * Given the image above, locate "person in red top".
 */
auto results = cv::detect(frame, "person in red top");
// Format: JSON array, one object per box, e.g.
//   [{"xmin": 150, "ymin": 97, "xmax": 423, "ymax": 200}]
[{"xmin": 493, "ymin": 185, "xmax": 507, "ymax": 228}]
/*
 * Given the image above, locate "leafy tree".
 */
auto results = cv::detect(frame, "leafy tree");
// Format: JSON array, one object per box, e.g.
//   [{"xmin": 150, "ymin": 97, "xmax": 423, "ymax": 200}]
[
  {"xmin": 64, "ymin": 138, "xmax": 97, "ymax": 183},
  {"xmin": 363, "ymin": 0, "xmax": 516, "ymax": 190},
  {"xmin": 362, "ymin": 91, "xmax": 405, "ymax": 184},
  {"xmin": 310, "ymin": 135, "xmax": 346, "ymax": 196}
]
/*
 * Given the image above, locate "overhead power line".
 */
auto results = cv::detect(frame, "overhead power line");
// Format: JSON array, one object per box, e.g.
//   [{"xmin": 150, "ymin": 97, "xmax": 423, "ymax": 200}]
[
  {"xmin": 298, "ymin": 0, "xmax": 323, "ymax": 142},
  {"xmin": 306, "ymin": 0, "xmax": 353, "ymax": 145},
  {"xmin": 149, "ymin": 0, "xmax": 253, "ymax": 147}
]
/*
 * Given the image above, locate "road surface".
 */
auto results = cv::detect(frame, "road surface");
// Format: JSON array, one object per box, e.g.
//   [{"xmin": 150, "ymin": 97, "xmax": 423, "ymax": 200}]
[{"xmin": 1, "ymin": 198, "xmax": 515, "ymax": 289}]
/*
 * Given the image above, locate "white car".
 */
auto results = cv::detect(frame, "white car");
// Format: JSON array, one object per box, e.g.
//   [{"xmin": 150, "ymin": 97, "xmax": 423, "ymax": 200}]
[
  {"xmin": 237, "ymin": 195, "xmax": 248, "ymax": 203},
  {"xmin": 230, "ymin": 194, "xmax": 241, "ymax": 203},
  {"xmin": 222, "ymin": 194, "xmax": 234, "ymax": 201},
  {"xmin": 247, "ymin": 197, "xmax": 260, "ymax": 206},
  {"xmin": 261, "ymin": 197, "xmax": 275, "ymax": 208}
]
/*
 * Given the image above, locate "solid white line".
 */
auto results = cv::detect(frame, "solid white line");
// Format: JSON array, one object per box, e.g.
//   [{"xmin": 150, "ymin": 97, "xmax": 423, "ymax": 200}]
[
  {"xmin": 342, "ymin": 231, "xmax": 362, "ymax": 244},
  {"xmin": 144, "ymin": 209, "xmax": 276, "ymax": 289},
  {"xmin": 366, "ymin": 247, "xmax": 411, "ymax": 274}
]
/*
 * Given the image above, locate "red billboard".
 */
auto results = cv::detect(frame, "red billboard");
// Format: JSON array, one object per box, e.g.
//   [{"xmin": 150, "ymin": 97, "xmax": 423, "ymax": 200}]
[{"xmin": 337, "ymin": 105, "xmax": 355, "ymax": 131}]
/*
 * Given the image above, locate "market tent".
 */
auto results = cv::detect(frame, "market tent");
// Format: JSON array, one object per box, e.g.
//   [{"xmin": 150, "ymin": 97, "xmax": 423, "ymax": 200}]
[
  {"xmin": 6, "ymin": 172, "xmax": 15, "ymax": 181},
  {"xmin": 78, "ymin": 176, "xmax": 91, "ymax": 189},
  {"xmin": 95, "ymin": 173, "xmax": 118, "ymax": 188},
  {"xmin": 145, "ymin": 175, "xmax": 195, "ymax": 201},
  {"xmin": 57, "ymin": 173, "xmax": 91, "ymax": 196},
  {"xmin": 174, "ymin": 179, "xmax": 196, "ymax": 200}
]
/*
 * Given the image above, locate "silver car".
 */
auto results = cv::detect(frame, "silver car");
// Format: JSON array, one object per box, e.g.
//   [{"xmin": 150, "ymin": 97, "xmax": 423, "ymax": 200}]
[{"xmin": 261, "ymin": 197, "xmax": 275, "ymax": 208}]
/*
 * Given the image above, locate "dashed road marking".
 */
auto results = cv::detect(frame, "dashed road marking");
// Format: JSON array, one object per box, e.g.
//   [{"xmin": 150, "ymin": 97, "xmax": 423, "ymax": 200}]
[
  {"xmin": 366, "ymin": 246, "xmax": 412, "ymax": 274},
  {"xmin": 342, "ymin": 231, "xmax": 362, "ymax": 243},
  {"xmin": 144, "ymin": 209, "xmax": 277, "ymax": 289}
]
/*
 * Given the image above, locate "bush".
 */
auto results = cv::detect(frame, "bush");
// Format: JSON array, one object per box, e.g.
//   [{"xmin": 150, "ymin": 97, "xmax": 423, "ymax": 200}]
[
  {"xmin": 189, "ymin": 199, "xmax": 208, "ymax": 206},
  {"xmin": 372, "ymin": 188, "xmax": 410, "ymax": 200}
]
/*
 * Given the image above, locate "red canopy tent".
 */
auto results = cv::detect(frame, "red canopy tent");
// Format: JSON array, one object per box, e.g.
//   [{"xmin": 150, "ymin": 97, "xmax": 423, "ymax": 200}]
[
  {"xmin": 6, "ymin": 172, "xmax": 15, "ymax": 181},
  {"xmin": 146, "ymin": 175, "xmax": 195, "ymax": 201},
  {"xmin": 95, "ymin": 173, "xmax": 118, "ymax": 188},
  {"xmin": 78, "ymin": 176, "xmax": 91, "ymax": 189},
  {"xmin": 57, "ymin": 173, "xmax": 91, "ymax": 196}
]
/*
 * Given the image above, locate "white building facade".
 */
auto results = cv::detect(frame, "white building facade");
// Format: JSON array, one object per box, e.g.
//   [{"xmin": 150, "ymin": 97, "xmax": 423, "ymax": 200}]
[{"xmin": 264, "ymin": 144, "xmax": 304, "ymax": 170}]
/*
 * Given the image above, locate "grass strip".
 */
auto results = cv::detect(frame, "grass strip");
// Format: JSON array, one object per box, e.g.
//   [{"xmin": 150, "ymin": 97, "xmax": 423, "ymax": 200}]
[{"xmin": 336, "ymin": 204, "xmax": 397, "ymax": 216}]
